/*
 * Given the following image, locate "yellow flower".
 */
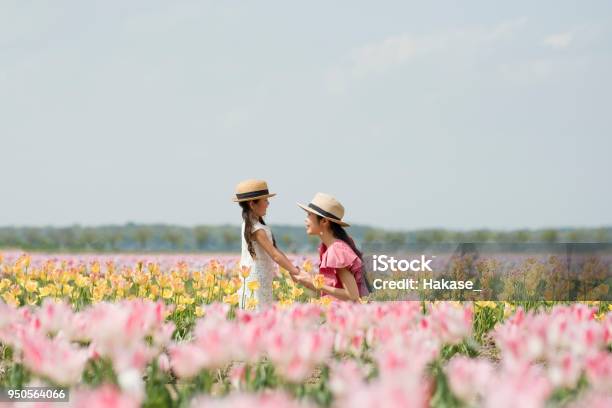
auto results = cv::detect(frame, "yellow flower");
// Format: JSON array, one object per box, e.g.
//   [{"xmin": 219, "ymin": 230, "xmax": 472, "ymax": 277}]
[
  {"xmin": 158, "ymin": 275, "xmax": 172, "ymax": 288},
  {"xmin": 247, "ymin": 280, "xmax": 260, "ymax": 293},
  {"xmin": 313, "ymin": 274, "xmax": 325, "ymax": 290},
  {"xmin": 0, "ymin": 278, "xmax": 11, "ymax": 291},
  {"xmin": 303, "ymin": 260, "xmax": 314, "ymax": 273},
  {"xmin": 278, "ymin": 298, "xmax": 294, "ymax": 308},
  {"xmin": 476, "ymin": 301, "xmax": 497, "ymax": 309},
  {"xmin": 162, "ymin": 288, "xmax": 174, "ymax": 299},
  {"xmin": 171, "ymin": 280, "xmax": 186, "ymax": 295},
  {"xmin": 115, "ymin": 288, "xmax": 125, "ymax": 299},
  {"xmin": 245, "ymin": 297, "xmax": 258, "ymax": 310},
  {"xmin": 16, "ymin": 254, "xmax": 31, "ymax": 270},
  {"xmin": 203, "ymin": 272, "xmax": 215, "ymax": 288},
  {"xmin": 291, "ymin": 286, "xmax": 304, "ymax": 299},
  {"xmin": 92, "ymin": 289, "xmax": 105, "ymax": 303},
  {"xmin": 178, "ymin": 295, "xmax": 195, "ymax": 305},
  {"xmin": 145, "ymin": 262, "xmax": 155, "ymax": 274},
  {"xmin": 223, "ymin": 292, "xmax": 239, "ymax": 306},
  {"xmin": 176, "ymin": 304, "xmax": 186, "ymax": 313},
  {"xmin": 25, "ymin": 280, "xmax": 39, "ymax": 293},
  {"xmin": 2, "ymin": 291, "xmax": 19, "ymax": 307},
  {"xmin": 0, "ymin": 253, "xmax": 3, "ymax": 264},
  {"xmin": 75, "ymin": 274, "xmax": 90, "ymax": 288},
  {"xmin": 272, "ymin": 281, "xmax": 280, "ymax": 290},
  {"xmin": 503, "ymin": 302, "xmax": 515, "ymax": 319},
  {"xmin": 195, "ymin": 306, "xmax": 205, "ymax": 317},
  {"xmin": 595, "ymin": 312, "xmax": 605, "ymax": 321},
  {"xmin": 39, "ymin": 285, "xmax": 55, "ymax": 297},
  {"xmin": 224, "ymin": 281, "xmax": 237, "ymax": 295},
  {"xmin": 240, "ymin": 265, "xmax": 251, "ymax": 279},
  {"xmin": 11, "ymin": 286, "xmax": 23, "ymax": 297},
  {"xmin": 318, "ymin": 296, "xmax": 333, "ymax": 307}
]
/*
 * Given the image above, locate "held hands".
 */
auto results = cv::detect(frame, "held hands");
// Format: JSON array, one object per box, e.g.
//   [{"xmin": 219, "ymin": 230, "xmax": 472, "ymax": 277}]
[{"xmin": 290, "ymin": 266, "xmax": 312, "ymax": 286}]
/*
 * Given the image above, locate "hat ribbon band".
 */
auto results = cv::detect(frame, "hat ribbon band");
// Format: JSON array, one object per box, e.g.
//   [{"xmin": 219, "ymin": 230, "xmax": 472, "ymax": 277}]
[
  {"xmin": 308, "ymin": 203, "xmax": 341, "ymax": 221},
  {"xmin": 236, "ymin": 189, "xmax": 269, "ymax": 200}
]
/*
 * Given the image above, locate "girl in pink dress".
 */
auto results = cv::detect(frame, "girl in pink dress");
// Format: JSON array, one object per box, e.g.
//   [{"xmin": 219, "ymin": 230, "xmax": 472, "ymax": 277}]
[{"xmin": 295, "ymin": 193, "xmax": 369, "ymax": 301}]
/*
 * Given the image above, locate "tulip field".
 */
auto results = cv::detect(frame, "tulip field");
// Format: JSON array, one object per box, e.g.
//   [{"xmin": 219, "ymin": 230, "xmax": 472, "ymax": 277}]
[{"xmin": 0, "ymin": 252, "xmax": 611, "ymax": 407}]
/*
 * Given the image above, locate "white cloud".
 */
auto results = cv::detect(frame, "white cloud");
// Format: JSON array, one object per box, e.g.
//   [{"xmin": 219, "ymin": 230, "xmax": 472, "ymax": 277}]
[
  {"xmin": 348, "ymin": 34, "xmax": 422, "ymax": 79},
  {"xmin": 490, "ymin": 16, "xmax": 528, "ymax": 39},
  {"xmin": 498, "ymin": 56, "xmax": 589, "ymax": 83},
  {"xmin": 326, "ymin": 17, "xmax": 528, "ymax": 92},
  {"xmin": 498, "ymin": 59, "xmax": 554, "ymax": 82},
  {"xmin": 542, "ymin": 32, "xmax": 573, "ymax": 49}
]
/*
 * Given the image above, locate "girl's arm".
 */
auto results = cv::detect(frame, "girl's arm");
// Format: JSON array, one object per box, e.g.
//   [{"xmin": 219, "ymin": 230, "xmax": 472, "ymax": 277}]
[
  {"xmin": 295, "ymin": 268, "xmax": 360, "ymax": 302},
  {"xmin": 252, "ymin": 230, "xmax": 300, "ymax": 276},
  {"xmin": 321, "ymin": 268, "xmax": 360, "ymax": 301}
]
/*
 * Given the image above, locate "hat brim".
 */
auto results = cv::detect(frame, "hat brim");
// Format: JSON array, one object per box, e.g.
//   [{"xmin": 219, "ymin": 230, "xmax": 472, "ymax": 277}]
[
  {"xmin": 233, "ymin": 193, "xmax": 276, "ymax": 202},
  {"xmin": 297, "ymin": 202, "xmax": 350, "ymax": 227}
]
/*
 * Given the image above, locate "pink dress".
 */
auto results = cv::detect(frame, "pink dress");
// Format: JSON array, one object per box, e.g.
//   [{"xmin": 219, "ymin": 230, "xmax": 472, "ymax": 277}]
[{"xmin": 318, "ymin": 240, "xmax": 368, "ymax": 298}]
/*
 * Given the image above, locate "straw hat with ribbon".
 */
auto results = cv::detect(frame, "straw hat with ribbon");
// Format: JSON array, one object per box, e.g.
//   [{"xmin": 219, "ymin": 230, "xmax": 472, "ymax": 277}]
[
  {"xmin": 297, "ymin": 192, "xmax": 350, "ymax": 227},
  {"xmin": 233, "ymin": 179, "xmax": 276, "ymax": 202}
]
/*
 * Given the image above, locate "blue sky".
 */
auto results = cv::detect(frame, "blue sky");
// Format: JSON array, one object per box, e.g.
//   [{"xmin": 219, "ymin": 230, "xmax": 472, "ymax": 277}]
[{"xmin": 1, "ymin": 1, "xmax": 611, "ymax": 230}]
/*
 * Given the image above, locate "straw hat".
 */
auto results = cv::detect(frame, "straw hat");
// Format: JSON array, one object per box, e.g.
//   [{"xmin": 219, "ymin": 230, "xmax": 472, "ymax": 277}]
[
  {"xmin": 233, "ymin": 179, "xmax": 276, "ymax": 202},
  {"xmin": 297, "ymin": 192, "xmax": 350, "ymax": 227}
]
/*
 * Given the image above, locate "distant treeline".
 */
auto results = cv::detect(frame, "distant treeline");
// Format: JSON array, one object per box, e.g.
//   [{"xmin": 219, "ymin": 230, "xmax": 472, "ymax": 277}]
[{"xmin": 0, "ymin": 224, "xmax": 610, "ymax": 253}]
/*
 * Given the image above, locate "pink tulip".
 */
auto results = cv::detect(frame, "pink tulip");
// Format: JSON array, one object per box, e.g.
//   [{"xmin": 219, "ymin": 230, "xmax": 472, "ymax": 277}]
[
  {"xmin": 35, "ymin": 299, "xmax": 74, "ymax": 336},
  {"xmin": 569, "ymin": 390, "xmax": 612, "ymax": 408},
  {"xmin": 585, "ymin": 352, "xmax": 612, "ymax": 392},
  {"xmin": 483, "ymin": 362, "xmax": 552, "ymax": 408},
  {"xmin": 329, "ymin": 360, "xmax": 368, "ymax": 401},
  {"xmin": 446, "ymin": 356, "xmax": 493, "ymax": 404},
  {"xmin": 168, "ymin": 343, "xmax": 209, "ymax": 378},
  {"xmin": 20, "ymin": 333, "xmax": 88, "ymax": 385},
  {"xmin": 426, "ymin": 302, "xmax": 473, "ymax": 345},
  {"xmin": 342, "ymin": 376, "xmax": 430, "ymax": 408},
  {"xmin": 190, "ymin": 390, "xmax": 314, "ymax": 408},
  {"xmin": 157, "ymin": 353, "xmax": 170, "ymax": 373},
  {"xmin": 229, "ymin": 362, "xmax": 247, "ymax": 390},
  {"xmin": 71, "ymin": 385, "xmax": 142, "ymax": 408}
]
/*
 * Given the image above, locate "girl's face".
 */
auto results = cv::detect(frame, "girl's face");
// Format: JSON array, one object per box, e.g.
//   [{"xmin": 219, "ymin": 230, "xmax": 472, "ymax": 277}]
[
  {"xmin": 249, "ymin": 198, "xmax": 269, "ymax": 218},
  {"xmin": 305, "ymin": 212, "xmax": 325, "ymax": 235}
]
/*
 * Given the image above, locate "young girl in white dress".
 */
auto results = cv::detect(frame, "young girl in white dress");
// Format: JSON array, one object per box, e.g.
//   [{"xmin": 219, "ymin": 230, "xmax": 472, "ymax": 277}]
[{"xmin": 233, "ymin": 179, "xmax": 300, "ymax": 310}]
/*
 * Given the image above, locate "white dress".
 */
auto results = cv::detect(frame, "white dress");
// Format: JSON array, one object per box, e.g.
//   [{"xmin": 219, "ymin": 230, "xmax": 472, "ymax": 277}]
[{"xmin": 238, "ymin": 219, "xmax": 276, "ymax": 310}]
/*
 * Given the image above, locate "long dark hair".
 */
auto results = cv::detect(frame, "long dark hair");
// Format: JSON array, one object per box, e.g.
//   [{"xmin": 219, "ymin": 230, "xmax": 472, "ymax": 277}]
[
  {"xmin": 239, "ymin": 200, "xmax": 276, "ymax": 258},
  {"xmin": 318, "ymin": 215, "xmax": 374, "ymax": 294}
]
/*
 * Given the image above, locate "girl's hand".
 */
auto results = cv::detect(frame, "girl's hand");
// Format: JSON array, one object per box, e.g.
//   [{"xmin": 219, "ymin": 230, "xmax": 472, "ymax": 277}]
[
  {"xmin": 288, "ymin": 266, "xmax": 299, "ymax": 282},
  {"xmin": 293, "ymin": 267, "xmax": 312, "ymax": 285}
]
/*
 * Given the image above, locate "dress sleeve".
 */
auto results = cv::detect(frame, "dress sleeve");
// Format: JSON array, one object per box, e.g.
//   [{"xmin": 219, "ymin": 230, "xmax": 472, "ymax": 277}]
[
  {"xmin": 251, "ymin": 221, "xmax": 265, "ymax": 234},
  {"xmin": 320, "ymin": 242, "xmax": 358, "ymax": 269}
]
